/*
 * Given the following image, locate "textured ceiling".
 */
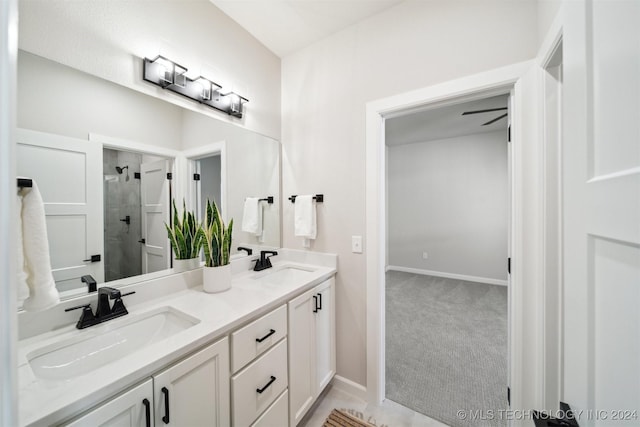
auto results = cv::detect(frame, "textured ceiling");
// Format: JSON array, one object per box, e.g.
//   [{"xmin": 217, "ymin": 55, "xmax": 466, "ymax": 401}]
[
  {"xmin": 386, "ymin": 95, "xmax": 510, "ymax": 146},
  {"xmin": 209, "ymin": 0, "xmax": 404, "ymax": 57}
]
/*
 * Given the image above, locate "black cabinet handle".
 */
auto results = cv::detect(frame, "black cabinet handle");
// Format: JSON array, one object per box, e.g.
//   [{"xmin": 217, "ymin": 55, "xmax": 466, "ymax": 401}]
[
  {"xmin": 256, "ymin": 329, "xmax": 276, "ymax": 343},
  {"xmin": 317, "ymin": 292, "xmax": 323, "ymax": 310},
  {"xmin": 142, "ymin": 398, "xmax": 151, "ymax": 427},
  {"xmin": 312, "ymin": 295, "xmax": 318, "ymax": 313},
  {"xmin": 161, "ymin": 387, "xmax": 170, "ymax": 424},
  {"xmin": 256, "ymin": 376, "xmax": 276, "ymax": 394}
]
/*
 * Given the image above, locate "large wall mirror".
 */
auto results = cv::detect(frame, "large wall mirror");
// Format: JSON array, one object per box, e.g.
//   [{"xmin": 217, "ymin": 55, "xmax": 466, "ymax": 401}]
[{"xmin": 16, "ymin": 50, "xmax": 281, "ymax": 308}]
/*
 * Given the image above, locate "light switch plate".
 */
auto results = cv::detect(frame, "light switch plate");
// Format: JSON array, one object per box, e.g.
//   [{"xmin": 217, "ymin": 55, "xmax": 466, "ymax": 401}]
[{"xmin": 352, "ymin": 235, "xmax": 363, "ymax": 253}]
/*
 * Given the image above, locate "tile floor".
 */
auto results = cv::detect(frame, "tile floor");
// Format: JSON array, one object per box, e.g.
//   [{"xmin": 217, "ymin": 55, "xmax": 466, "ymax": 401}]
[{"xmin": 299, "ymin": 384, "xmax": 450, "ymax": 427}]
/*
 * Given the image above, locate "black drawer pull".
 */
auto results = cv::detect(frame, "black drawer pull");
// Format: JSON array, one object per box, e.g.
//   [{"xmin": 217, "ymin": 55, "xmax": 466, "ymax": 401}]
[
  {"xmin": 317, "ymin": 292, "xmax": 323, "ymax": 310},
  {"xmin": 142, "ymin": 398, "xmax": 151, "ymax": 427},
  {"xmin": 313, "ymin": 295, "xmax": 318, "ymax": 313},
  {"xmin": 161, "ymin": 387, "xmax": 170, "ymax": 424},
  {"xmin": 256, "ymin": 376, "xmax": 276, "ymax": 394},
  {"xmin": 256, "ymin": 329, "xmax": 276, "ymax": 343}
]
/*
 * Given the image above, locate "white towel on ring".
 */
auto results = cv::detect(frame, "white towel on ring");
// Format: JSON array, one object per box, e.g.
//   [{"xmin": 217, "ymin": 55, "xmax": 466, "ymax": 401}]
[
  {"xmin": 19, "ymin": 179, "xmax": 60, "ymax": 312},
  {"xmin": 294, "ymin": 195, "xmax": 316, "ymax": 241}
]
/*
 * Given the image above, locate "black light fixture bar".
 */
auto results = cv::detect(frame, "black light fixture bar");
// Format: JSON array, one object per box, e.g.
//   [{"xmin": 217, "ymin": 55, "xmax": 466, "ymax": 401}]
[{"xmin": 143, "ymin": 55, "xmax": 248, "ymax": 118}]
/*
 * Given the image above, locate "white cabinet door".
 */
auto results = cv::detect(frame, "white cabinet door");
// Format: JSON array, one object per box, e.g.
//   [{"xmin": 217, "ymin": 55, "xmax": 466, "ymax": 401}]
[
  {"xmin": 288, "ymin": 277, "xmax": 336, "ymax": 426},
  {"xmin": 63, "ymin": 379, "xmax": 153, "ymax": 427},
  {"xmin": 288, "ymin": 287, "xmax": 317, "ymax": 426},
  {"xmin": 314, "ymin": 277, "xmax": 336, "ymax": 393},
  {"xmin": 153, "ymin": 337, "xmax": 230, "ymax": 427}
]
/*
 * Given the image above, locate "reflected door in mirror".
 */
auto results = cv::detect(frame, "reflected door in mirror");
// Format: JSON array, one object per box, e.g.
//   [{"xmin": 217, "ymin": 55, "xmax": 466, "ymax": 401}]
[{"xmin": 16, "ymin": 129, "xmax": 104, "ymax": 298}]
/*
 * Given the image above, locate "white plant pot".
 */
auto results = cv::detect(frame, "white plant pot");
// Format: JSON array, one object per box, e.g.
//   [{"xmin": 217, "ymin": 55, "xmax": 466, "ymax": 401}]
[
  {"xmin": 173, "ymin": 257, "xmax": 201, "ymax": 273},
  {"xmin": 202, "ymin": 264, "xmax": 232, "ymax": 293}
]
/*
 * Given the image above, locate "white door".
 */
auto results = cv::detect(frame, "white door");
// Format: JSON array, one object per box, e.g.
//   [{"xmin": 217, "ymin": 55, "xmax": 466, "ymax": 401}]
[
  {"xmin": 63, "ymin": 379, "xmax": 153, "ymax": 427},
  {"xmin": 288, "ymin": 287, "xmax": 316, "ymax": 426},
  {"xmin": 153, "ymin": 338, "xmax": 230, "ymax": 427},
  {"xmin": 563, "ymin": 1, "xmax": 640, "ymax": 424},
  {"xmin": 16, "ymin": 129, "xmax": 104, "ymax": 296},
  {"xmin": 315, "ymin": 278, "xmax": 336, "ymax": 393},
  {"xmin": 140, "ymin": 159, "xmax": 170, "ymax": 274}
]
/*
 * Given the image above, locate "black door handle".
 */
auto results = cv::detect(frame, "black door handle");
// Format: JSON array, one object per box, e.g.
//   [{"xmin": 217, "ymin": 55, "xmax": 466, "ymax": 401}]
[
  {"xmin": 138, "ymin": 238, "xmax": 146, "ymax": 244},
  {"xmin": 256, "ymin": 329, "xmax": 276, "ymax": 343},
  {"xmin": 312, "ymin": 295, "xmax": 318, "ymax": 313},
  {"xmin": 256, "ymin": 376, "xmax": 276, "ymax": 394},
  {"xmin": 317, "ymin": 292, "xmax": 323, "ymax": 310},
  {"xmin": 82, "ymin": 254, "xmax": 101, "ymax": 263},
  {"xmin": 142, "ymin": 398, "xmax": 151, "ymax": 427},
  {"xmin": 161, "ymin": 387, "xmax": 170, "ymax": 424}
]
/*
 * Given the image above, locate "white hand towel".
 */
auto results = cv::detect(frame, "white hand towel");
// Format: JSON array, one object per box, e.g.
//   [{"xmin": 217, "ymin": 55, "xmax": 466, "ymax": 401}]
[
  {"xmin": 294, "ymin": 195, "xmax": 317, "ymax": 247},
  {"xmin": 242, "ymin": 197, "xmax": 263, "ymax": 236},
  {"xmin": 20, "ymin": 180, "xmax": 60, "ymax": 312},
  {"xmin": 16, "ymin": 193, "xmax": 29, "ymax": 304}
]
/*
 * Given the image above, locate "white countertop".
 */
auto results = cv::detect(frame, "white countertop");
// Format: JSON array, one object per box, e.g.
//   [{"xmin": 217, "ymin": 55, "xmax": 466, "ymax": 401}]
[{"xmin": 17, "ymin": 256, "xmax": 336, "ymax": 426}]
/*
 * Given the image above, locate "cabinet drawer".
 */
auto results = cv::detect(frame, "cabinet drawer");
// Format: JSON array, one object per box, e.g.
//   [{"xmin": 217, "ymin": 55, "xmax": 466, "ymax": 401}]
[
  {"xmin": 251, "ymin": 390, "xmax": 288, "ymax": 427},
  {"xmin": 231, "ymin": 304, "xmax": 287, "ymax": 372},
  {"xmin": 232, "ymin": 338, "xmax": 288, "ymax": 427}
]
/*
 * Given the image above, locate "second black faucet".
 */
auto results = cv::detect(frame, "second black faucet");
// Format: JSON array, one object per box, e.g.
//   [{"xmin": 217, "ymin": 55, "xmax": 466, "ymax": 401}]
[{"xmin": 254, "ymin": 250, "xmax": 278, "ymax": 271}]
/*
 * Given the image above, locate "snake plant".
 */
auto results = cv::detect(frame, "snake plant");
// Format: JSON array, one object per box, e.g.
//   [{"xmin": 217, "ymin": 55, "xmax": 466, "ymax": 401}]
[
  {"xmin": 165, "ymin": 199, "xmax": 203, "ymax": 260},
  {"xmin": 199, "ymin": 199, "xmax": 234, "ymax": 267}
]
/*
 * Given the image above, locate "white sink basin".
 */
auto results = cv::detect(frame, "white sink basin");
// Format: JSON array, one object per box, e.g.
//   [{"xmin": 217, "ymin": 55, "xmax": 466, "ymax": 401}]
[
  {"xmin": 254, "ymin": 265, "xmax": 316, "ymax": 284},
  {"xmin": 27, "ymin": 306, "xmax": 199, "ymax": 381}
]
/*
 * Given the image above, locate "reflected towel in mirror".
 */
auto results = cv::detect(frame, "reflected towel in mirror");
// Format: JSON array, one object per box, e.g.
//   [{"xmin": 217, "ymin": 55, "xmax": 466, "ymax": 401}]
[
  {"xmin": 242, "ymin": 197, "xmax": 263, "ymax": 236},
  {"xmin": 18, "ymin": 178, "xmax": 60, "ymax": 311}
]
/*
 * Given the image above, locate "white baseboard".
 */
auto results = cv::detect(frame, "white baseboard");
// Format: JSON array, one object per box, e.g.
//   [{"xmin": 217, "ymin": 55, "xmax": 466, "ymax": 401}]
[
  {"xmin": 330, "ymin": 375, "xmax": 368, "ymax": 401},
  {"xmin": 387, "ymin": 265, "xmax": 508, "ymax": 286}
]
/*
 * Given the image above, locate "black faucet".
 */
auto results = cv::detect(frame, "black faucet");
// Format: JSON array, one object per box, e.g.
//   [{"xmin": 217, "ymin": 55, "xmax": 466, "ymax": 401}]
[
  {"xmin": 65, "ymin": 287, "xmax": 135, "ymax": 329},
  {"xmin": 254, "ymin": 250, "xmax": 278, "ymax": 271},
  {"xmin": 237, "ymin": 246, "xmax": 253, "ymax": 256}
]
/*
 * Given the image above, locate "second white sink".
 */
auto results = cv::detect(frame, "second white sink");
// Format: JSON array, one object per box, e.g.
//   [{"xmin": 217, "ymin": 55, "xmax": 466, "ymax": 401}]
[
  {"xmin": 27, "ymin": 306, "xmax": 199, "ymax": 381},
  {"xmin": 253, "ymin": 265, "xmax": 316, "ymax": 284}
]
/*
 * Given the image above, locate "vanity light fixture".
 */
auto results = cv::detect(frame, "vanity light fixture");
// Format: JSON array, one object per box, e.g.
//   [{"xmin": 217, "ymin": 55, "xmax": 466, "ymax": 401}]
[{"xmin": 143, "ymin": 55, "xmax": 248, "ymax": 118}]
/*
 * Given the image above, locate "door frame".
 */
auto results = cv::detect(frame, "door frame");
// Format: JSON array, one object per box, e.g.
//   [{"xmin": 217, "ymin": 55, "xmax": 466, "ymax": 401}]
[
  {"xmin": 181, "ymin": 141, "xmax": 227, "ymax": 221},
  {"xmin": 0, "ymin": 0, "xmax": 18, "ymax": 424},
  {"xmin": 365, "ymin": 60, "xmax": 535, "ymax": 408}
]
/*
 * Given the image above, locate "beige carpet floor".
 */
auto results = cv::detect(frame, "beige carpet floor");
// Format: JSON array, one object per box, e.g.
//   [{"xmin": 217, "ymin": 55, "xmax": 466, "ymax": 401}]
[{"xmin": 385, "ymin": 271, "xmax": 508, "ymax": 427}]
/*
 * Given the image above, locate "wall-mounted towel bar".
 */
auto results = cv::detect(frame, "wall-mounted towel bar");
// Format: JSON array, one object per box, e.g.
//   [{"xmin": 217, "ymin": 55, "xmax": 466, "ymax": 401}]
[
  {"xmin": 259, "ymin": 196, "xmax": 274, "ymax": 204},
  {"xmin": 17, "ymin": 178, "xmax": 33, "ymax": 188},
  {"xmin": 288, "ymin": 194, "xmax": 324, "ymax": 203}
]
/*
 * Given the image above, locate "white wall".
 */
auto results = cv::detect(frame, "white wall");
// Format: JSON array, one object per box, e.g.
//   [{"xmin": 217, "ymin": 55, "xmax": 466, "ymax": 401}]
[
  {"xmin": 537, "ymin": 0, "xmax": 562, "ymax": 46},
  {"xmin": 387, "ymin": 131, "xmax": 508, "ymax": 282},
  {"xmin": 18, "ymin": 0, "xmax": 281, "ymax": 140},
  {"xmin": 281, "ymin": 0, "xmax": 538, "ymax": 387}
]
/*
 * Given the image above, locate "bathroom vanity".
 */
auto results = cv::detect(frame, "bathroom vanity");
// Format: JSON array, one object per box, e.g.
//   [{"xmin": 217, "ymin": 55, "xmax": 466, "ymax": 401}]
[{"xmin": 17, "ymin": 250, "xmax": 337, "ymax": 427}]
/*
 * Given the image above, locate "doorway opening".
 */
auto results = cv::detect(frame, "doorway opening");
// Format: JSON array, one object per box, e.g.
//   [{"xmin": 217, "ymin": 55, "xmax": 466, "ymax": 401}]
[
  {"xmin": 384, "ymin": 94, "xmax": 510, "ymax": 425},
  {"xmin": 365, "ymin": 63, "xmax": 530, "ymax": 414}
]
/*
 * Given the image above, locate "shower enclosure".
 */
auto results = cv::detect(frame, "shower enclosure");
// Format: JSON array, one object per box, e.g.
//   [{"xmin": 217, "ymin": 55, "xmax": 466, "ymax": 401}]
[{"xmin": 103, "ymin": 148, "xmax": 142, "ymax": 282}]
